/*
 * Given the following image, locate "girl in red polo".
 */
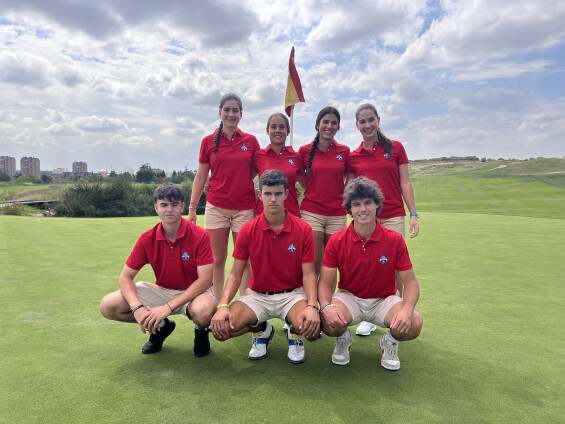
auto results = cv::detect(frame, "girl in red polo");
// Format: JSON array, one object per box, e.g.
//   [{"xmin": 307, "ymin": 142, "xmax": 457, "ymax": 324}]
[
  {"xmin": 298, "ymin": 107, "xmax": 350, "ymax": 275},
  {"xmin": 188, "ymin": 93, "xmax": 259, "ymax": 300}
]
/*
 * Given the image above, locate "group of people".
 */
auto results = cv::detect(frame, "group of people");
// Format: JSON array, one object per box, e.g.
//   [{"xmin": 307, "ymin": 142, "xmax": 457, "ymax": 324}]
[{"xmin": 100, "ymin": 93, "xmax": 423, "ymax": 370}]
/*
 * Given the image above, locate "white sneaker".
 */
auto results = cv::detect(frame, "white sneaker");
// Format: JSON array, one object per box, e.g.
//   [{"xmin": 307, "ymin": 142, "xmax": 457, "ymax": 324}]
[
  {"xmin": 248, "ymin": 322, "xmax": 274, "ymax": 360},
  {"xmin": 332, "ymin": 329, "xmax": 353, "ymax": 366},
  {"xmin": 287, "ymin": 329, "xmax": 305, "ymax": 364},
  {"xmin": 356, "ymin": 321, "xmax": 377, "ymax": 336},
  {"xmin": 380, "ymin": 334, "xmax": 400, "ymax": 371}
]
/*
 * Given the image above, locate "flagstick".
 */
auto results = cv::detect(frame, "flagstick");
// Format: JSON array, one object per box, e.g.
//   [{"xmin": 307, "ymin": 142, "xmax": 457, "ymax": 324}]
[{"xmin": 289, "ymin": 105, "xmax": 294, "ymax": 148}]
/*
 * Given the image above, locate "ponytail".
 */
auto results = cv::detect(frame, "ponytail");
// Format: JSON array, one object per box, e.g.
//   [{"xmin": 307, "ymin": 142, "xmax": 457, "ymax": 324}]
[
  {"xmin": 213, "ymin": 121, "xmax": 223, "ymax": 155},
  {"xmin": 307, "ymin": 133, "xmax": 320, "ymax": 176}
]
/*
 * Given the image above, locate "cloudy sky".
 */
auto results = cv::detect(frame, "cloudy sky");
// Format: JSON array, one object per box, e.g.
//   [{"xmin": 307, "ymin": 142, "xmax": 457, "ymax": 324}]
[{"xmin": 1, "ymin": 0, "xmax": 564, "ymax": 174}]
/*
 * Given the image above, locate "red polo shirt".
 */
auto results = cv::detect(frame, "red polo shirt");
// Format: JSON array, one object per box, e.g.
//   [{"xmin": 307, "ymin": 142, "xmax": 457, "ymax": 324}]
[
  {"xmin": 323, "ymin": 221, "xmax": 412, "ymax": 299},
  {"xmin": 252, "ymin": 145, "xmax": 304, "ymax": 217},
  {"xmin": 298, "ymin": 140, "xmax": 349, "ymax": 216},
  {"xmin": 198, "ymin": 128, "xmax": 260, "ymax": 210},
  {"xmin": 347, "ymin": 140, "xmax": 409, "ymax": 219},
  {"xmin": 126, "ymin": 218, "xmax": 214, "ymax": 290},
  {"xmin": 233, "ymin": 212, "xmax": 315, "ymax": 293}
]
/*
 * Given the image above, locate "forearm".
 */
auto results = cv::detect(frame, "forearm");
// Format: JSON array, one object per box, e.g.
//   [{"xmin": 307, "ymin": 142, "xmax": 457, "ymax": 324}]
[
  {"xmin": 401, "ymin": 279, "xmax": 420, "ymax": 310},
  {"xmin": 190, "ymin": 169, "xmax": 208, "ymax": 204},
  {"xmin": 119, "ymin": 277, "xmax": 142, "ymax": 309},
  {"xmin": 168, "ymin": 278, "xmax": 212, "ymax": 310},
  {"xmin": 302, "ymin": 274, "xmax": 318, "ymax": 305},
  {"xmin": 401, "ymin": 181, "xmax": 417, "ymax": 213},
  {"xmin": 218, "ymin": 273, "xmax": 241, "ymax": 306}
]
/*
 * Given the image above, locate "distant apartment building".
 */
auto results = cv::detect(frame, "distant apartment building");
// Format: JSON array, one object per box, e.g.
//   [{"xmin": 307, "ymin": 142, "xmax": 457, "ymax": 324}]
[
  {"xmin": 72, "ymin": 161, "xmax": 88, "ymax": 174},
  {"xmin": 21, "ymin": 156, "xmax": 41, "ymax": 179},
  {"xmin": 0, "ymin": 156, "xmax": 17, "ymax": 178}
]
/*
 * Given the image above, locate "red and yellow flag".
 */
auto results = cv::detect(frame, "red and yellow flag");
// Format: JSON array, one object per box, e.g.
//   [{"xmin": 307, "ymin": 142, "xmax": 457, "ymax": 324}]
[{"xmin": 285, "ymin": 47, "xmax": 305, "ymax": 117}]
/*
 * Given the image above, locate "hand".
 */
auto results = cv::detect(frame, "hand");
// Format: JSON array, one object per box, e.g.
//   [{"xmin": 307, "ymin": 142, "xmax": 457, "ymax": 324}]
[
  {"xmin": 298, "ymin": 306, "xmax": 320, "ymax": 339},
  {"xmin": 188, "ymin": 208, "xmax": 197, "ymax": 224},
  {"xmin": 295, "ymin": 187, "xmax": 301, "ymax": 198},
  {"xmin": 390, "ymin": 306, "xmax": 413, "ymax": 334},
  {"xmin": 133, "ymin": 307, "xmax": 151, "ymax": 334},
  {"xmin": 139, "ymin": 305, "xmax": 171, "ymax": 334},
  {"xmin": 409, "ymin": 215, "xmax": 419, "ymax": 238},
  {"xmin": 210, "ymin": 307, "xmax": 233, "ymax": 341},
  {"xmin": 320, "ymin": 305, "xmax": 348, "ymax": 332}
]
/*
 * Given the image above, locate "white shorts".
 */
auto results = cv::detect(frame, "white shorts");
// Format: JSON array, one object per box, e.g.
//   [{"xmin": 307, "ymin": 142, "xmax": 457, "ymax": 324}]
[
  {"xmin": 233, "ymin": 287, "xmax": 307, "ymax": 326},
  {"xmin": 332, "ymin": 289, "xmax": 402, "ymax": 328},
  {"xmin": 135, "ymin": 282, "xmax": 216, "ymax": 319}
]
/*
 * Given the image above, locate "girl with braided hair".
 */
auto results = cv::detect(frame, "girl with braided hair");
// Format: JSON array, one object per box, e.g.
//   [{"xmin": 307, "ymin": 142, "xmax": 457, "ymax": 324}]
[
  {"xmin": 347, "ymin": 103, "xmax": 420, "ymax": 337},
  {"xmin": 298, "ymin": 107, "xmax": 350, "ymax": 275},
  {"xmin": 188, "ymin": 93, "xmax": 259, "ymax": 300}
]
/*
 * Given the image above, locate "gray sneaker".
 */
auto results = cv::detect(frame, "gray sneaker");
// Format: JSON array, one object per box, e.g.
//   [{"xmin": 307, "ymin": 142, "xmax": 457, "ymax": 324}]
[
  {"xmin": 331, "ymin": 329, "xmax": 353, "ymax": 366},
  {"xmin": 380, "ymin": 334, "xmax": 400, "ymax": 371}
]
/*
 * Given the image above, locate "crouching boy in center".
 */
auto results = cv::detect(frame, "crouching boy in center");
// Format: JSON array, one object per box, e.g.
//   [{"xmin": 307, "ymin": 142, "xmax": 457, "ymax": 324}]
[{"xmin": 211, "ymin": 169, "xmax": 320, "ymax": 363}]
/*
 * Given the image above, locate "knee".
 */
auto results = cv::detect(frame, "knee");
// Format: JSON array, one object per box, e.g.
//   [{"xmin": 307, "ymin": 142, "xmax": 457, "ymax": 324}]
[
  {"xmin": 321, "ymin": 323, "xmax": 347, "ymax": 338},
  {"xmin": 190, "ymin": 300, "xmax": 215, "ymax": 327},
  {"xmin": 99, "ymin": 295, "xmax": 114, "ymax": 319}
]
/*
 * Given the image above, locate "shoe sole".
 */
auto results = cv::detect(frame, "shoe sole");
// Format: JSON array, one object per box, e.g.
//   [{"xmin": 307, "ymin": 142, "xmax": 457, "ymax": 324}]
[
  {"xmin": 381, "ymin": 364, "xmax": 400, "ymax": 371},
  {"xmin": 332, "ymin": 359, "xmax": 350, "ymax": 366},
  {"xmin": 288, "ymin": 357, "xmax": 305, "ymax": 364},
  {"xmin": 193, "ymin": 348, "xmax": 211, "ymax": 358},
  {"xmin": 248, "ymin": 326, "xmax": 275, "ymax": 360}
]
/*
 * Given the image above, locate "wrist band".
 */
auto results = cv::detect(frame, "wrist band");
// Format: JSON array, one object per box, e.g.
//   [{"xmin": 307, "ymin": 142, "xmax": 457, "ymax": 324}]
[
  {"xmin": 131, "ymin": 304, "xmax": 144, "ymax": 314},
  {"xmin": 166, "ymin": 302, "xmax": 173, "ymax": 312},
  {"xmin": 307, "ymin": 304, "xmax": 319, "ymax": 311},
  {"xmin": 320, "ymin": 303, "xmax": 336, "ymax": 312},
  {"xmin": 410, "ymin": 212, "xmax": 419, "ymax": 218},
  {"xmin": 190, "ymin": 201, "xmax": 198, "ymax": 205},
  {"xmin": 217, "ymin": 304, "xmax": 229, "ymax": 309},
  {"xmin": 188, "ymin": 206, "xmax": 195, "ymax": 209}
]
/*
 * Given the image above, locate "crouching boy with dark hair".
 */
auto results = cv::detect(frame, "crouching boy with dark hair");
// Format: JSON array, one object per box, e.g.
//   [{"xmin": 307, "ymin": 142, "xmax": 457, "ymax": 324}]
[
  {"xmin": 319, "ymin": 176, "xmax": 423, "ymax": 369},
  {"xmin": 100, "ymin": 182, "xmax": 216, "ymax": 357},
  {"xmin": 211, "ymin": 169, "xmax": 319, "ymax": 364}
]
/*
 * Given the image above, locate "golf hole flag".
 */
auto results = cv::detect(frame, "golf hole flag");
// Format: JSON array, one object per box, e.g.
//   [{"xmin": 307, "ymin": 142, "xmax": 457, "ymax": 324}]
[{"xmin": 285, "ymin": 47, "xmax": 305, "ymax": 117}]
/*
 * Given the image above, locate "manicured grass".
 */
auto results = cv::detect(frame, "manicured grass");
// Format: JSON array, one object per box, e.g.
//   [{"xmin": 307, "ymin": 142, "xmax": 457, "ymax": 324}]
[{"xmin": 1, "ymin": 171, "xmax": 564, "ymax": 423}]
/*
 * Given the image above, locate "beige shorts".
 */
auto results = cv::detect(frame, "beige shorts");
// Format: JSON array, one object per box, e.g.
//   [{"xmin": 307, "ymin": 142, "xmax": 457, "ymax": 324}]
[
  {"xmin": 135, "ymin": 282, "xmax": 216, "ymax": 319},
  {"xmin": 378, "ymin": 215, "xmax": 405, "ymax": 239},
  {"xmin": 300, "ymin": 210, "xmax": 347, "ymax": 234},
  {"xmin": 332, "ymin": 289, "xmax": 402, "ymax": 328},
  {"xmin": 204, "ymin": 203, "xmax": 255, "ymax": 232},
  {"xmin": 233, "ymin": 287, "xmax": 307, "ymax": 326}
]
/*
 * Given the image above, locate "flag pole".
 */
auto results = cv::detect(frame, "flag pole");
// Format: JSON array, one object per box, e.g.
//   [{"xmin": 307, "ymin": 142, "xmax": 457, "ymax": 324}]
[{"xmin": 290, "ymin": 105, "xmax": 294, "ymax": 148}]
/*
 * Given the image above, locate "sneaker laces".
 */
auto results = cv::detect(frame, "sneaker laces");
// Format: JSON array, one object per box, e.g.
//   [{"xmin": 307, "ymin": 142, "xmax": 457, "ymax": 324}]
[
  {"xmin": 251, "ymin": 331, "xmax": 262, "ymax": 349},
  {"xmin": 290, "ymin": 334, "xmax": 304, "ymax": 352},
  {"xmin": 383, "ymin": 340, "xmax": 398, "ymax": 360},
  {"xmin": 335, "ymin": 336, "xmax": 350, "ymax": 356}
]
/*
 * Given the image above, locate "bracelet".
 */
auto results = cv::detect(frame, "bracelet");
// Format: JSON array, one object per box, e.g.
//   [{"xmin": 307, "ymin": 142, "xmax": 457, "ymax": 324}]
[
  {"xmin": 217, "ymin": 304, "xmax": 229, "ymax": 309},
  {"xmin": 131, "ymin": 304, "xmax": 144, "ymax": 314},
  {"xmin": 166, "ymin": 302, "xmax": 173, "ymax": 312},
  {"xmin": 307, "ymin": 304, "xmax": 319, "ymax": 311},
  {"xmin": 190, "ymin": 201, "xmax": 198, "ymax": 205},
  {"xmin": 320, "ymin": 303, "xmax": 336, "ymax": 312},
  {"xmin": 410, "ymin": 212, "xmax": 419, "ymax": 219},
  {"xmin": 188, "ymin": 206, "xmax": 196, "ymax": 209}
]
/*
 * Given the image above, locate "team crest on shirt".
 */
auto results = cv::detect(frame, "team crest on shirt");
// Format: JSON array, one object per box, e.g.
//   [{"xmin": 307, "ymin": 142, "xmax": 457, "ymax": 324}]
[
  {"xmin": 288, "ymin": 159, "xmax": 295, "ymax": 165},
  {"xmin": 379, "ymin": 255, "xmax": 388, "ymax": 264},
  {"xmin": 336, "ymin": 154, "xmax": 343, "ymax": 160},
  {"xmin": 288, "ymin": 244, "xmax": 297, "ymax": 253},
  {"xmin": 384, "ymin": 153, "xmax": 391, "ymax": 159},
  {"xmin": 241, "ymin": 145, "xmax": 248, "ymax": 151},
  {"xmin": 182, "ymin": 252, "xmax": 190, "ymax": 260}
]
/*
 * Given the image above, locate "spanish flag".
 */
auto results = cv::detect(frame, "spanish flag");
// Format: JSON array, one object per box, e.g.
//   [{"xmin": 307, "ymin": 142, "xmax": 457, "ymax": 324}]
[{"xmin": 285, "ymin": 47, "xmax": 305, "ymax": 117}]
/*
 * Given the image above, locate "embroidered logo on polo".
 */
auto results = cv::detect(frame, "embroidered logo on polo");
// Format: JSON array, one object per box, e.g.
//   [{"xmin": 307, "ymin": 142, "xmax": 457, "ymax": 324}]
[
  {"xmin": 288, "ymin": 159, "xmax": 295, "ymax": 165},
  {"xmin": 336, "ymin": 154, "xmax": 343, "ymax": 160},
  {"xmin": 384, "ymin": 153, "xmax": 391, "ymax": 159},
  {"xmin": 241, "ymin": 145, "xmax": 248, "ymax": 151},
  {"xmin": 182, "ymin": 252, "xmax": 190, "ymax": 260},
  {"xmin": 288, "ymin": 244, "xmax": 297, "ymax": 253},
  {"xmin": 379, "ymin": 255, "xmax": 388, "ymax": 264}
]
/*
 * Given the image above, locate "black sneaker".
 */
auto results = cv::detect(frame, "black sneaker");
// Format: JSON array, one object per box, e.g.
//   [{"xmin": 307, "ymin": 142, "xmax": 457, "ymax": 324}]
[
  {"xmin": 141, "ymin": 318, "xmax": 176, "ymax": 354},
  {"xmin": 193, "ymin": 326, "xmax": 211, "ymax": 357}
]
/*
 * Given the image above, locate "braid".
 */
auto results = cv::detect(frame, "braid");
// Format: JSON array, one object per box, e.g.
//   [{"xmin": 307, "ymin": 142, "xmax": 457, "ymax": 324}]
[
  {"xmin": 213, "ymin": 121, "xmax": 223, "ymax": 155},
  {"xmin": 307, "ymin": 132, "xmax": 320, "ymax": 176}
]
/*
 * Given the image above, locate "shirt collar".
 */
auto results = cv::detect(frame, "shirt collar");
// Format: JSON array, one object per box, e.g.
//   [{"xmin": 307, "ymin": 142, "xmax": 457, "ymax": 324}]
[
  {"xmin": 156, "ymin": 218, "xmax": 188, "ymax": 242},
  {"xmin": 347, "ymin": 219, "xmax": 382, "ymax": 243},
  {"xmin": 265, "ymin": 145, "xmax": 290, "ymax": 154},
  {"xmin": 258, "ymin": 211, "xmax": 292, "ymax": 235}
]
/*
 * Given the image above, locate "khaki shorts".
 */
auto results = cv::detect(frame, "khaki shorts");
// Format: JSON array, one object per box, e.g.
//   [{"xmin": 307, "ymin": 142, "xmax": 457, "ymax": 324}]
[
  {"xmin": 233, "ymin": 287, "xmax": 307, "ymax": 326},
  {"xmin": 378, "ymin": 215, "xmax": 405, "ymax": 239},
  {"xmin": 204, "ymin": 203, "xmax": 255, "ymax": 232},
  {"xmin": 332, "ymin": 289, "xmax": 402, "ymax": 328},
  {"xmin": 136, "ymin": 282, "xmax": 216, "ymax": 319},
  {"xmin": 300, "ymin": 210, "xmax": 347, "ymax": 234}
]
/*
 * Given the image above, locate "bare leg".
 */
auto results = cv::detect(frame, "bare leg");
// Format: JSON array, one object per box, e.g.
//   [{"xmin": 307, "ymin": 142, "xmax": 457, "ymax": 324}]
[
  {"xmin": 208, "ymin": 227, "xmax": 230, "ymax": 301},
  {"xmin": 232, "ymin": 230, "xmax": 251, "ymax": 295}
]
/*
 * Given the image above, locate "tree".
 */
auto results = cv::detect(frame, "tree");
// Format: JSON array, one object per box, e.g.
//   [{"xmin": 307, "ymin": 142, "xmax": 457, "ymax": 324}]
[
  {"xmin": 0, "ymin": 172, "xmax": 10, "ymax": 182},
  {"xmin": 41, "ymin": 174, "xmax": 53, "ymax": 184},
  {"xmin": 136, "ymin": 163, "xmax": 156, "ymax": 184}
]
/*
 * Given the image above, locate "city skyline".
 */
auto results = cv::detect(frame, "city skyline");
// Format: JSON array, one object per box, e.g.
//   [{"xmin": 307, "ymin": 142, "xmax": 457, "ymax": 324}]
[{"xmin": 1, "ymin": 1, "xmax": 564, "ymax": 173}]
